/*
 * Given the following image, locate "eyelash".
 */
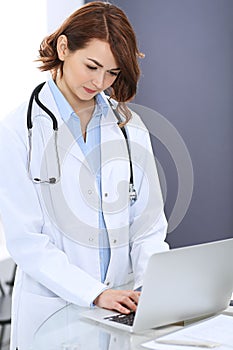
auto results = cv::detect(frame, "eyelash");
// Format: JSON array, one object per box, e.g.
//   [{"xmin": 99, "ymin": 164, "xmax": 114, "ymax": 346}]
[
  {"xmin": 87, "ymin": 65, "xmax": 97, "ymax": 70},
  {"xmin": 109, "ymin": 71, "xmax": 119, "ymax": 77},
  {"xmin": 86, "ymin": 65, "xmax": 119, "ymax": 77}
]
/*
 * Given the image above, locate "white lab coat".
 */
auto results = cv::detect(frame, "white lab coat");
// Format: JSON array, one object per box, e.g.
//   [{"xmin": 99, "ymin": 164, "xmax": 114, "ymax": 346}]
[{"xmin": 0, "ymin": 82, "xmax": 168, "ymax": 350}]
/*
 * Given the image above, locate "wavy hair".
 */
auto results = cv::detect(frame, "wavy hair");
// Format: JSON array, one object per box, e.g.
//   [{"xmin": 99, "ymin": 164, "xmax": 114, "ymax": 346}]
[{"xmin": 37, "ymin": 1, "xmax": 144, "ymax": 123}]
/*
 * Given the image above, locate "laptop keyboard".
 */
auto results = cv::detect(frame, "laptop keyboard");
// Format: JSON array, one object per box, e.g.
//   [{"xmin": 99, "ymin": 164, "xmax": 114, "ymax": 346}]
[{"xmin": 104, "ymin": 312, "xmax": 135, "ymax": 326}]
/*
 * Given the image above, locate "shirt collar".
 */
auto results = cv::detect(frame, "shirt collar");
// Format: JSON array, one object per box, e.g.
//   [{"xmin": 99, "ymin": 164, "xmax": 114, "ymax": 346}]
[
  {"xmin": 48, "ymin": 78, "xmax": 109, "ymax": 122},
  {"xmin": 94, "ymin": 93, "xmax": 109, "ymax": 118},
  {"xmin": 48, "ymin": 78, "xmax": 73, "ymax": 123}
]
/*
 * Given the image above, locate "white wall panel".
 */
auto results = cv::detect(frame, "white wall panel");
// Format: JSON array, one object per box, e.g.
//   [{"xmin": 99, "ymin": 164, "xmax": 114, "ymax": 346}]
[
  {"xmin": 0, "ymin": 0, "xmax": 47, "ymax": 119},
  {"xmin": 47, "ymin": 0, "xmax": 84, "ymax": 33}
]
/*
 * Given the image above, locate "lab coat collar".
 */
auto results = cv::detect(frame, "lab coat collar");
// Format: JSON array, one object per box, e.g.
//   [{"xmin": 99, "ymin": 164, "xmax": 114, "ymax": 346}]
[
  {"xmin": 48, "ymin": 78, "xmax": 109, "ymax": 122},
  {"xmin": 36, "ymin": 82, "xmax": 122, "ymax": 164},
  {"xmin": 38, "ymin": 82, "xmax": 119, "ymax": 128}
]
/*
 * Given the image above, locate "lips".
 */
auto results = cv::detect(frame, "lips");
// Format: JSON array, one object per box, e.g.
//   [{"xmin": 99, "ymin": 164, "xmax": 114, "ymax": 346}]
[{"xmin": 83, "ymin": 87, "xmax": 97, "ymax": 94}]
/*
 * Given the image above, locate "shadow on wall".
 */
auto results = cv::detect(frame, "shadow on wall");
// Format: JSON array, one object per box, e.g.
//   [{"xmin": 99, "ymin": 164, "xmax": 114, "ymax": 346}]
[{"xmin": 104, "ymin": 0, "xmax": 233, "ymax": 248}]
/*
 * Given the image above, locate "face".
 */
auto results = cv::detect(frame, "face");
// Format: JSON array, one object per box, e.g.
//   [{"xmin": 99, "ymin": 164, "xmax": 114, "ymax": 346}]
[{"xmin": 56, "ymin": 37, "xmax": 120, "ymax": 110}]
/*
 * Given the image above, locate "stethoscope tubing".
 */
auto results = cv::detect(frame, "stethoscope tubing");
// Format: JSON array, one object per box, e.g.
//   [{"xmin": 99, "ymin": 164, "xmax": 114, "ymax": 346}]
[{"xmin": 26, "ymin": 82, "xmax": 137, "ymax": 202}]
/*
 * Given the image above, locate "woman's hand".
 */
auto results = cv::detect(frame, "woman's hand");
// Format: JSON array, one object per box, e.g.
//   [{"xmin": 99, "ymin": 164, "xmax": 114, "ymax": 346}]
[{"xmin": 93, "ymin": 289, "xmax": 141, "ymax": 314}]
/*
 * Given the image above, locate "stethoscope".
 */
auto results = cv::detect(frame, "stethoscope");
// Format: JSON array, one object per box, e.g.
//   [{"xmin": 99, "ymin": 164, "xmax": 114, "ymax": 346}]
[{"xmin": 27, "ymin": 82, "xmax": 137, "ymax": 204}]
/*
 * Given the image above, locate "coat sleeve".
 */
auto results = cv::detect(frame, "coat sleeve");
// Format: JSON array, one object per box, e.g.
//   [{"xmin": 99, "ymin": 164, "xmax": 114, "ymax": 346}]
[
  {"xmin": 0, "ymin": 119, "xmax": 107, "ymax": 306},
  {"xmin": 128, "ymin": 117, "xmax": 169, "ymax": 290}
]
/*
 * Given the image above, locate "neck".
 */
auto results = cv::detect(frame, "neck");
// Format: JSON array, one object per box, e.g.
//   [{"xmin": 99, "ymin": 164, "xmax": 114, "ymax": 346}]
[{"xmin": 54, "ymin": 76, "xmax": 96, "ymax": 119}]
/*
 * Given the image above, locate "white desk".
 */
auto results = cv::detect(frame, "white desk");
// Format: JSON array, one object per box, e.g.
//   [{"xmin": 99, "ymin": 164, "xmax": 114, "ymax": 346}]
[{"xmin": 31, "ymin": 304, "xmax": 233, "ymax": 350}]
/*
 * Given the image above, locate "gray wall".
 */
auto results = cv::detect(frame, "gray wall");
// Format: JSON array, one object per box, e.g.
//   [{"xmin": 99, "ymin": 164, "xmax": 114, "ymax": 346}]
[{"xmin": 86, "ymin": 0, "xmax": 233, "ymax": 248}]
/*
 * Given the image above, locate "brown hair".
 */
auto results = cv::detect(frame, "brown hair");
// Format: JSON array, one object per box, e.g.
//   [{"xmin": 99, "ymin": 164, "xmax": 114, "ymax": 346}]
[{"xmin": 37, "ymin": 1, "xmax": 144, "ymax": 123}]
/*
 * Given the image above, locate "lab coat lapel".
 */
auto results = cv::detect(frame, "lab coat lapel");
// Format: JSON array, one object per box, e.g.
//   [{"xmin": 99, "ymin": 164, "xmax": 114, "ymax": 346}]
[
  {"xmin": 100, "ymin": 105, "xmax": 129, "ymax": 182},
  {"xmin": 100, "ymin": 106, "xmax": 130, "ymax": 247}
]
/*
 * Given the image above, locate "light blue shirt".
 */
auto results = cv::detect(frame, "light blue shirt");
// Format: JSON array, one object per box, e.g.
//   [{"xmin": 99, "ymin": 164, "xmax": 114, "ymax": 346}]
[{"xmin": 48, "ymin": 79, "xmax": 110, "ymax": 283}]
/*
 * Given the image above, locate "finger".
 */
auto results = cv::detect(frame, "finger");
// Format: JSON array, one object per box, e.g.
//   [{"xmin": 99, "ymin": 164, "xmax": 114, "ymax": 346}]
[
  {"xmin": 118, "ymin": 294, "xmax": 137, "ymax": 312},
  {"xmin": 126, "ymin": 290, "xmax": 141, "ymax": 305},
  {"xmin": 113, "ymin": 302, "xmax": 131, "ymax": 314},
  {"xmin": 126, "ymin": 298, "xmax": 137, "ymax": 312},
  {"xmin": 133, "ymin": 291, "xmax": 141, "ymax": 303}
]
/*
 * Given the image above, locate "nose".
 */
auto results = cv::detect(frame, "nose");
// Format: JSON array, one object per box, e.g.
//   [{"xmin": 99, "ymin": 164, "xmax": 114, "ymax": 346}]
[{"xmin": 92, "ymin": 72, "xmax": 105, "ymax": 90}]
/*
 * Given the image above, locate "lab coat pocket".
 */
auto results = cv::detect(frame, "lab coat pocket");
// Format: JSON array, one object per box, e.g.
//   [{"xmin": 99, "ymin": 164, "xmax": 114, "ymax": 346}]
[{"xmin": 15, "ymin": 291, "xmax": 67, "ymax": 350}]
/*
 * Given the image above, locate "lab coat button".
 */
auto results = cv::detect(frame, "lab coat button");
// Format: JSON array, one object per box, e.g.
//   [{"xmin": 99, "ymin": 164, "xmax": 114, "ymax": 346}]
[
  {"xmin": 89, "ymin": 237, "xmax": 94, "ymax": 242},
  {"xmin": 113, "ymin": 239, "xmax": 117, "ymax": 244},
  {"xmin": 88, "ymin": 189, "xmax": 93, "ymax": 195},
  {"xmin": 106, "ymin": 281, "xmax": 110, "ymax": 286},
  {"xmin": 104, "ymin": 192, "xmax": 108, "ymax": 197}
]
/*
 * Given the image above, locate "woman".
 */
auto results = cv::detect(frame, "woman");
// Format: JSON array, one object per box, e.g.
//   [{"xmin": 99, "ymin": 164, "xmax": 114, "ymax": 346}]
[{"xmin": 0, "ymin": 2, "xmax": 169, "ymax": 349}]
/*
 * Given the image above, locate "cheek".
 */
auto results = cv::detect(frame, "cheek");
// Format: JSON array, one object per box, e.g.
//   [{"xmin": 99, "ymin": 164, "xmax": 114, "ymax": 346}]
[
  {"xmin": 104, "ymin": 76, "xmax": 117, "ymax": 88},
  {"xmin": 68, "ymin": 66, "xmax": 89, "ymax": 84},
  {"xmin": 64, "ymin": 59, "xmax": 86, "ymax": 81}
]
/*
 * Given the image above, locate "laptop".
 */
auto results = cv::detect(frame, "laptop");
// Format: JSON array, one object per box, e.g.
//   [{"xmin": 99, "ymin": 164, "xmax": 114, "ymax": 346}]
[{"xmin": 81, "ymin": 238, "xmax": 233, "ymax": 333}]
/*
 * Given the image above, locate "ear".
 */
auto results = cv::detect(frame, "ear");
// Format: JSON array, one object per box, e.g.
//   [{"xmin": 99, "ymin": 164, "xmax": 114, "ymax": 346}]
[{"xmin": 57, "ymin": 35, "xmax": 69, "ymax": 61}]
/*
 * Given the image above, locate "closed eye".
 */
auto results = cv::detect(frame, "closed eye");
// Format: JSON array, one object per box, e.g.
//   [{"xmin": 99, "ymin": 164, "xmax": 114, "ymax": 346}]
[
  {"xmin": 86, "ymin": 64, "xmax": 120, "ymax": 76},
  {"xmin": 87, "ymin": 65, "xmax": 97, "ymax": 70},
  {"xmin": 108, "ymin": 70, "xmax": 119, "ymax": 77}
]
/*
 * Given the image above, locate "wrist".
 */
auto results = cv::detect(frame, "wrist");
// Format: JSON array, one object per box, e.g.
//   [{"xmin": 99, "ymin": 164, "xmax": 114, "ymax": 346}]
[{"xmin": 92, "ymin": 287, "xmax": 108, "ymax": 306}]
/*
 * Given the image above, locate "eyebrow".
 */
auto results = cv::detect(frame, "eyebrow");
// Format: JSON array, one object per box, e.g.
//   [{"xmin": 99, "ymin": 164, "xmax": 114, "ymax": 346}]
[{"xmin": 87, "ymin": 58, "xmax": 121, "ymax": 71}]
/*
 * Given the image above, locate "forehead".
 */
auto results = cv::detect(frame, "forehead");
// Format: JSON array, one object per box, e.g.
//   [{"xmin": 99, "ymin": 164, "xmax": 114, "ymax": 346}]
[{"xmin": 75, "ymin": 39, "xmax": 118, "ymax": 68}]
